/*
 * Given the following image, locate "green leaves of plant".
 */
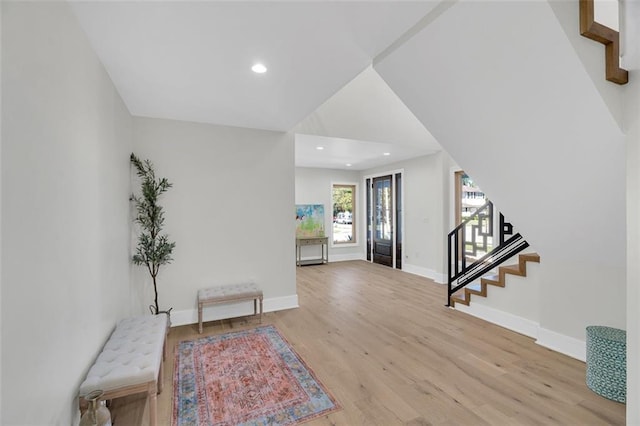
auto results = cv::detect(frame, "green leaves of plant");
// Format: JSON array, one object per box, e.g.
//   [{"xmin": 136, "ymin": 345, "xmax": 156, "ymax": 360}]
[{"xmin": 130, "ymin": 153, "xmax": 176, "ymax": 276}]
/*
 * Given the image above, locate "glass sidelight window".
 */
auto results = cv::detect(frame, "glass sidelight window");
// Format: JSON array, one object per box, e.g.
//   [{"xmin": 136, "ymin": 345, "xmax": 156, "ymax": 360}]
[{"xmin": 332, "ymin": 184, "xmax": 356, "ymax": 244}]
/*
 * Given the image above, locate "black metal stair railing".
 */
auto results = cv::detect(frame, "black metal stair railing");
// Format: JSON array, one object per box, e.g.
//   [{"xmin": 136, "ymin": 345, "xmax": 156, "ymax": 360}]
[
  {"xmin": 447, "ymin": 201, "xmax": 493, "ymax": 286},
  {"xmin": 446, "ymin": 201, "xmax": 530, "ymax": 306}
]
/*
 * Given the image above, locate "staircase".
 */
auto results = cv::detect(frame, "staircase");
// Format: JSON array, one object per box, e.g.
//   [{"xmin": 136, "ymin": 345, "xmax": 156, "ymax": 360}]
[
  {"xmin": 450, "ymin": 252, "xmax": 540, "ymax": 306},
  {"xmin": 580, "ymin": 0, "xmax": 628, "ymax": 85},
  {"xmin": 447, "ymin": 201, "xmax": 539, "ymax": 307}
]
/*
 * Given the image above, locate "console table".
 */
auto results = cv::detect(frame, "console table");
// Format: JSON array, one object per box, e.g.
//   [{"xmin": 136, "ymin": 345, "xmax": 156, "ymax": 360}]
[{"xmin": 296, "ymin": 236, "xmax": 328, "ymax": 266}]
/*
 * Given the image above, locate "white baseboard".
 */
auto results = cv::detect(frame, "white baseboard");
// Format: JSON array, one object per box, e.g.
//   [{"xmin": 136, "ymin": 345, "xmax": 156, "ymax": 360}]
[
  {"xmin": 403, "ymin": 263, "xmax": 446, "ymax": 284},
  {"xmin": 266, "ymin": 294, "xmax": 300, "ymax": 312},
  {"xmin": 454, "ymin": 302, "xmax": 540, "ymax": 339},
  {"xmin": 329, "ymin": 253, "xmax": 366, "ymax": 262},
  {"xmin": 453, "ymin": 304, "xmax": 586, "ymax": 361},
  {"xmin": 170, "ymin": 294, "xmax": 299, "ymax": 327},
  {"xmin": 536, "ymin": 327, "xmax": 586, "ymax": 361}
]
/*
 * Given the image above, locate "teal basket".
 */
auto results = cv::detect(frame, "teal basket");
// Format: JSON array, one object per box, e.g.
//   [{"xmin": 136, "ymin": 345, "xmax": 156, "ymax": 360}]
[{"xmin": 586, "ymin": 326, "xmax": 626, "ymax": 403}]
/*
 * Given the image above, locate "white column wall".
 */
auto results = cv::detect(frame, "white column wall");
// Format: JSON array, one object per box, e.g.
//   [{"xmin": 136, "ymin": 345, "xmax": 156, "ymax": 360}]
[
  {"xmin": 132, "ymin": 117, "xmax": 297, "ymax": 326},
  {"xmin": 626, "ymin": 69, "xmax": 640, "ymax": 426},
  {"xmin": 623, "ymin": 3, "xmax": 640, "ymax": 421},
  {"xmin": 0, "ymin": 2, "xmax": 4, "ymax": 422},
  {"xmin": 2, "ymin": 2, "xmax": 133, "ymax": 424}
]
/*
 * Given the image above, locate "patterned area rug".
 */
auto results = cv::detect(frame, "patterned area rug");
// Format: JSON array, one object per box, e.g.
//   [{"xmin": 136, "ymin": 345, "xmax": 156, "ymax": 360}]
[{"xmin": 173, "ymin": 325, "xmax": 341, "ymax": 425}]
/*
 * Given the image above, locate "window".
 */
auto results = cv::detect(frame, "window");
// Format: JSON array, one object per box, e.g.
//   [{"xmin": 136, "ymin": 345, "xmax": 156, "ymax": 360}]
[{"xmin": 332, "ymin": 184, "xmax": 356, "ymax": 244}]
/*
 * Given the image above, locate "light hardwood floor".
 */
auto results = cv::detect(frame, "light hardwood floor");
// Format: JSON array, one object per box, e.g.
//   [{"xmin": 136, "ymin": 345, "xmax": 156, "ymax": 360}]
[{"xmin": 110, "ymin": 260, "xmax": 625, "ymax": 425}]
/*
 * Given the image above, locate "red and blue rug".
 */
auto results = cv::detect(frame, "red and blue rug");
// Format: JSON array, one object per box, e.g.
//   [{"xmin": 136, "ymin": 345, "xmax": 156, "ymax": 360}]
[{"xmin": 173, "ymin": 325, "xmax": 341, "ymax": 425}]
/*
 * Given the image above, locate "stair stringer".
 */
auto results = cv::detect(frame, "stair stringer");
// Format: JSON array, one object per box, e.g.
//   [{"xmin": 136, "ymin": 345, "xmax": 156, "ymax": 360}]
[{"xmin": 451, "ymin": 253, "xmax": 540, "ymax": 307}]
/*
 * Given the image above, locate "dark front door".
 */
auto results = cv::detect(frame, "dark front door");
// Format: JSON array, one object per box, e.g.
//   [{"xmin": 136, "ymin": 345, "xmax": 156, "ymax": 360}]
[{"xmin": 373, "ymin": 175, "xmax": 393, "ymax": 267}]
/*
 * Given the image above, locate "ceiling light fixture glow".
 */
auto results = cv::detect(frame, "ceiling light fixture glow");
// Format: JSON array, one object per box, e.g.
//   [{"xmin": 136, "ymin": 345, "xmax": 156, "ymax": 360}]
[
  {"xmin": 346, "ymin": 163, "xmax": 352, "ymax": 167},
  {"xmin": 316, "ymin": 146, "xmax": 324, "ymax": 150},
  {"xmin": 383, "ymin": 152, "xmax": 391, "ymax": 156},
  {"xmin": 251, "ymin": 63, "xmax": 267, "ymax": 74}
]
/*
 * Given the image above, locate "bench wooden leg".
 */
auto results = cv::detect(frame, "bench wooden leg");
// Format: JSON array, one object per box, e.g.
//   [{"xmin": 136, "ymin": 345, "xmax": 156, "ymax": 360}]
[
  {"xmin": 259, "ymin": 297, "xmax": 263, "ymax": 323},
  {"xmin": 78, "ymin": 397, "xmax": 88, "ymax": 416},
  {"xmin": 148, "ymin": 388, "xmax": 157, "ymax": 426},
  {"xmin": 163, "ymin": 337, "xmax": 167, "ymax": 361},
  {"xmin": 198, "ymin": 302, "xmax": 203, "ymax": 334},
  {"xmin": 158, "ymin": 357, "xmax": 164, "ymax": 395}
]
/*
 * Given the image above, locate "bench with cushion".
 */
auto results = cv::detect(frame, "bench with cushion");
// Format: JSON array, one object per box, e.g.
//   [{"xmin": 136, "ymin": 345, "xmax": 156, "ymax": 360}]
[
  {"xmin": 78, "ymin": 314, "xmax": 168, "ymax": 426},
  {"xmin": 198, "ymin": 282, "xmax": 263, "ymax": 333}
]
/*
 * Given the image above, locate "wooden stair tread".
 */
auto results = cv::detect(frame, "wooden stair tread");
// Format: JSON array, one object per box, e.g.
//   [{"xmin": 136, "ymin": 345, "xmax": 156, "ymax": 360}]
[
  {"xmin": 501, "ymin": 264, "xmax": 522, "ymax": 273},
  {"xmin": 519, "ymin": 253, "xmax": 540, "ymax": 263},
  {"xmin": 451, "ymin": 291, "xmax": 469, "ymax": 306},
  {"xmin": 580, "ymin": 0, "xmax": 628, "ymax": 85},
  {"xmin": 452, "ymin": 290, "xmax": 465, "ymax": 299}
]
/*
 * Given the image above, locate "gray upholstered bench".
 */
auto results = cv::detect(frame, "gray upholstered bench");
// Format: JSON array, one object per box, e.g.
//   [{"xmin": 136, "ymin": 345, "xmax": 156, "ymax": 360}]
[
  {"xmin": 198, "ymin": 282, "xmax": 263, "ymax": 333},
  {"xmin": 78, "ymin": 314, "xmax": 168, "ymax": 426}
]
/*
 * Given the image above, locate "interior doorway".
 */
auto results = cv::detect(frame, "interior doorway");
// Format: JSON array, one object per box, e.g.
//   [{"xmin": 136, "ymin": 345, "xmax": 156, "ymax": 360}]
[{"xmin": 366, "ymin": 172, "xmax": 402, "ymax": 269}]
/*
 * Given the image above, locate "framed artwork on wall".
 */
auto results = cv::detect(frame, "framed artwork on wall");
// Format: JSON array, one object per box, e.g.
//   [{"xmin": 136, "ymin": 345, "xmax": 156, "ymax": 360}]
[{"xmin": 295, "ymin": 204, "xmax": 325, "ymax": 238}]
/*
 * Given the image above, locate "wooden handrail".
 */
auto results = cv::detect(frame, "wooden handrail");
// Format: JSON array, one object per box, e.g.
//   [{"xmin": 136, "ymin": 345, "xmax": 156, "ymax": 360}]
[{"xmin": 579, "ymin": 0, "xmax": 628, "ymax": 85}]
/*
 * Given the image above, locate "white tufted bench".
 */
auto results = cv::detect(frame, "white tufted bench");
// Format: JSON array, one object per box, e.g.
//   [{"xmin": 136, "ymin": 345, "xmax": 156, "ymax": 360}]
[
  {"xmin": 78, "ymin": 315, "xmax": 168, "ymax": 426},
  {"xmin": 198, "ymin": 282, "xmax": 263, "ymax": 333}
]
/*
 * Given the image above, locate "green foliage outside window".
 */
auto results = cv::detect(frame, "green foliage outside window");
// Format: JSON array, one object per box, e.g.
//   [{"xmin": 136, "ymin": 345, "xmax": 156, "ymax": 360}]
[{"xmin": 332, "ymin": 186, "xmax": 353, "ymax": 216}]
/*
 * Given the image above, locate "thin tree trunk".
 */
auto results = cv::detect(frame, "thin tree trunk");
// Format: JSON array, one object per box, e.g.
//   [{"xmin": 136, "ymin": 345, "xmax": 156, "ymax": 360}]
[{"xmin": 152, "ymin": 274, "xmax": 159, "ymax": 314}]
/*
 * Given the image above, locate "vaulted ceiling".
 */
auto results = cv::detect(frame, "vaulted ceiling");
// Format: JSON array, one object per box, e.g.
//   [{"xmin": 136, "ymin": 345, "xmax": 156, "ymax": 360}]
[{"xmin": 70, "ymin": 1, "xmax": 443, "ymax": 169}]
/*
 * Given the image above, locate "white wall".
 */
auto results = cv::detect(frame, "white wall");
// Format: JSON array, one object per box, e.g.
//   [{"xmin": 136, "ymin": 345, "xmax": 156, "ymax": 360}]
[
  {"xmin": 362, "ymin": 152, "xmax": 449, "ymax": 283},
  {"xmin": 626, "ymin": 69, "xmax": 640, "ymax": 425},
  {"xmin": 0, "ymin": 2, "xmax": 4, "ymax": 421},
  {"xmin": 621, "ymin": 0, "xmax": 640, "ymax": 71},
  {"xmin": 295, "ymin": 167, "xmax": 363, "ymax": 262},
  {"xmin": 132, "ymin": 117, "xmax": 297, "ymax": 326},
  {"xmin": 593, "ymin": 0, "xmax": 619, "ymax": 31},
  {"xmin": 1, "ymin": 2, "xmax": 133, "ymax": 424},
  {"xmin": 375, "ymin": 1, "xmax": 626, "ymax": 351}
]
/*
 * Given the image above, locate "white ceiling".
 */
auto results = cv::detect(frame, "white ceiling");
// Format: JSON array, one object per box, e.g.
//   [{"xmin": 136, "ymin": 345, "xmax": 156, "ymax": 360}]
[
  {"xmin": 294, "ymin": 66, "xmax": 441, "ymax": 170},
  {"xmin": 70, "ymin": 1, "xmax": 442, "ymax": 169},
  {"xmin": 295, "ymin": 133, "xmax": 433, "ymax": 171}
]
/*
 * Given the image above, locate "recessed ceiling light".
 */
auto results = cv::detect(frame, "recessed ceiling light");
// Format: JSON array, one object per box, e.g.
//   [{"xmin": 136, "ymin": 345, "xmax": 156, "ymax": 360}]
[
  {"xmin": 316, "ymin": 146, "xmax": 324, "ymax": 150},
  {"xmin": 383, "ymin": 152, "xmax": 391, "ymax": 156},
  {"xmin": 251, "ymin": 63, "xmax": 267, "ymax": 74},
  {"xmin": 346, "ymin": 163, "xmax": 352, "ymax": 167}
]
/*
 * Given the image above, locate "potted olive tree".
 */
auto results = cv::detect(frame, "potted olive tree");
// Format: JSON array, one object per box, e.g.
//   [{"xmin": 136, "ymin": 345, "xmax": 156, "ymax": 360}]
[{"xmin": 130, "ymin": 153, "xmax": 176, "ymax": 318}]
